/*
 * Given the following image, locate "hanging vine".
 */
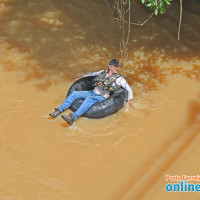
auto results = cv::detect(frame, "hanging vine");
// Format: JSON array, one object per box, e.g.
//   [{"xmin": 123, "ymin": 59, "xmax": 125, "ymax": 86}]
[{"xmin": 105, "ymin": 0, "xmax": 183, "ymax": 64}]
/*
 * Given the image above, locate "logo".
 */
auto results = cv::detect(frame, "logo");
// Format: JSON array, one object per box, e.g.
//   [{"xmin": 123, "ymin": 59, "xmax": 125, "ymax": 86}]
[{"xmin": 165, "ymin": 175, "xmax": 200, "ymax": 192}]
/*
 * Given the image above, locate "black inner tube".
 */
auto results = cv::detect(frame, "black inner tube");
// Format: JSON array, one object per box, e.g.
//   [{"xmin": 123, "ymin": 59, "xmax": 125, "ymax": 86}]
[{"xmin": 67, "ymin": 76, "xmax": 128, "ymax": 119}]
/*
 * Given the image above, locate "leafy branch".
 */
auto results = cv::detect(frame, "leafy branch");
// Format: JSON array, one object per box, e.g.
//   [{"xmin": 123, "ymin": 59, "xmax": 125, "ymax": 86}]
[
  {"xmin": 105, "ymin": 0, "xmax": 182, "ymax": 62},
  {"xmin": 142, "ymin": 0, "xmax": 182, "ymax": 40},
  {"xmin": 142, "ymin": 0, "xmax": 173, "ymax": 15}
]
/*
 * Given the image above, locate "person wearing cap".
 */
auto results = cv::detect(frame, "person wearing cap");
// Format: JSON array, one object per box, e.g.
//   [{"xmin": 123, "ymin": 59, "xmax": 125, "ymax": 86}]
[{"xmin": 49, "ymin": 59, "xmax": 133, "ymax": 125}]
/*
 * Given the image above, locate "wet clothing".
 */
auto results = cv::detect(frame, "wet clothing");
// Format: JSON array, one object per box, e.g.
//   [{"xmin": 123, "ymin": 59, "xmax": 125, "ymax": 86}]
[
  {"xmin": 59, "ymin": 70, "xmax": 133, "ymax": 121},
  {"xmin": 59, "ymin": 91, "xmax": 105, "ymax": 120},
  {"xmin": 93, "ymin": 70, "xmax": 122, "ymax": 92},
  {"xmin": 84, "ymin": 70, "xmax": 133, "ymax": 100}
]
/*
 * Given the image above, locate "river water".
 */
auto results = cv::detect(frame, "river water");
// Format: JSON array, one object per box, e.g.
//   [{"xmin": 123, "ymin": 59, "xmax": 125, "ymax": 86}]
[{"xmin": 0, "ymin": 0, "xmax": 200, "ymax": 199}]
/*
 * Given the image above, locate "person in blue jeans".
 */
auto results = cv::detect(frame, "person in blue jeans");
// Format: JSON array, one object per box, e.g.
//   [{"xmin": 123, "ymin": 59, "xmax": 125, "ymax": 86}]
[
  {"xmin": 49, "ymin": 59, "xmax": 133, "ymax": 125},
  {"xmin": 58, "ymin": 90, "xmax": 105, "ymax": 123}
]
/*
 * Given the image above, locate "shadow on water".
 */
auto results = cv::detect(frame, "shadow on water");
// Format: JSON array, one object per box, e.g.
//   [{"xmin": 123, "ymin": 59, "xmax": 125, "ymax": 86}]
[
  {"xmin": 0, "ymin": 0, "xmax": 199, "ymax": 91},
  {"xmin": 126, "ymin": 0, "xmax": 200, "ymax": 56}
]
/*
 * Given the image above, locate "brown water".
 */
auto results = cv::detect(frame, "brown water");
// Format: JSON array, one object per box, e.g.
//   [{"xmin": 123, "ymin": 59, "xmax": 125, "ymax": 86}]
[{"xmin": 0, "ymin": 0, "xmax": 200, "ymax": 199}]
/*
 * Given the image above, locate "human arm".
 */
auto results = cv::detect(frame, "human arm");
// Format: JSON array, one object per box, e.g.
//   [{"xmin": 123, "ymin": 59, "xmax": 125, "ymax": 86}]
[{"xmin": 116, "ymin": 77, "xmax": 133, "ymax": 110}]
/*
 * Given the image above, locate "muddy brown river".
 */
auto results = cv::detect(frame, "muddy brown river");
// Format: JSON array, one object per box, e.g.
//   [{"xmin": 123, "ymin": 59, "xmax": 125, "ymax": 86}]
[{"xmin": 0, "ymin": 0, "xmax": 200, "ymax": 199}]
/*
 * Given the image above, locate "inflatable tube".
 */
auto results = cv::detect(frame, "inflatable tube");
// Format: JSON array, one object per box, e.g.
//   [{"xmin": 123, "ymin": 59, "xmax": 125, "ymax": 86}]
[{"xmin": 67, "ymin": 76, "xmax": 128, "ymax": 119}]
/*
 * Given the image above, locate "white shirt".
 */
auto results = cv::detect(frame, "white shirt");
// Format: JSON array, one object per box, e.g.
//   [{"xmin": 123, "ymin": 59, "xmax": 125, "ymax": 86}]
[{"xmin": 83, "ymin": 70, "xmax": 133, "ymax": 100}]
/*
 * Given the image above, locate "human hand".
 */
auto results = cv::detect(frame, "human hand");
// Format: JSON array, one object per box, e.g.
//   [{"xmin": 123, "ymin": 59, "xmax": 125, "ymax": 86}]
[{"xmin": 125, "ymin": 99, "xmax": 132, "ymax": 111}]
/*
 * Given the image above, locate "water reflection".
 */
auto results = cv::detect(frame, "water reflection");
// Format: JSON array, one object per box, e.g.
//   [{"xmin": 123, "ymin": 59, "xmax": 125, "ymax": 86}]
[{"xmin": 0, "ymin": 0, "xmax": 199, "ymax": 93}]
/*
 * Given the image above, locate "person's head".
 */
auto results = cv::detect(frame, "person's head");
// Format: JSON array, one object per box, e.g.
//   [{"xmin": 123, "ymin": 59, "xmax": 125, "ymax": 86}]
[{"xmin": 108, "ymin": 59, "xmax": 121, "ymax": 74}]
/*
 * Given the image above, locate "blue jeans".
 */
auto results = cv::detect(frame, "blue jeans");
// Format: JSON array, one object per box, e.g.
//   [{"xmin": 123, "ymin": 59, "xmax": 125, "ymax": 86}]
[{"xmin": 59, "ymin": 91, "xmax": 105, "ymax": 120}]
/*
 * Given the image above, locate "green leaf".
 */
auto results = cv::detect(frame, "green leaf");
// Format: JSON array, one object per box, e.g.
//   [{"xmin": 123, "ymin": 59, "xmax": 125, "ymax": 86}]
[
  {"xmin": 160, "ymin": 9, "xmax": 165, "ymax": 14},
  {"xmin": 159, "ymin": 5, "xmax": 166, "ymax": 14},
  {"xmin": 159, "ymin": 1, "xmax": 164, "ymax": 7},
  {"xmin": 142, "ymin": 0, "xmax": 146, "ymax": 4},
  {"xmin": 155, "ymin": 7, "xmax": 158, "ymax": 15},
  {"xmin": 146, "ymin": 3, "xmax": 153, "ymax": 7},
  {"xmin": 165, "ymin": 0, "xmax": 171, "ymax": 5}
]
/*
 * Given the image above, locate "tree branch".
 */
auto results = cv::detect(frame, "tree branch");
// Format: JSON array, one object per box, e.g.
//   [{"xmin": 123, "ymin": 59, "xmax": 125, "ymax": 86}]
[{"xmin": 178, "ymin": 0, "xmax": 182, "ymax": 40}]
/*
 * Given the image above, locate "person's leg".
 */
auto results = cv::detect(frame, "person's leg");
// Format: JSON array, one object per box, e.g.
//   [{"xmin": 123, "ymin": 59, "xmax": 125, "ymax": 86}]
[
  {"xmin": 49, "ymin": 91, "xmax": 92, "ymax": 118},
  {"xmin": 59, "ymin": 91, "xmax": 92, "ymax": 112},
  {"xmin": 61, "ymin": 91, "xmax": 105, "ymax": 125},
  {"xmin": 73, "ymin": 95, "xmax": 105, "ymax": 120}
]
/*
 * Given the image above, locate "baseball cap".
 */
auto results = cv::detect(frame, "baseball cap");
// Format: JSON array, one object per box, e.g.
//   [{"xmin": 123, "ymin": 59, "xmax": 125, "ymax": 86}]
[{"xmin": 109, "ymin": 59, "xmax": 121, "ymax": 67}]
